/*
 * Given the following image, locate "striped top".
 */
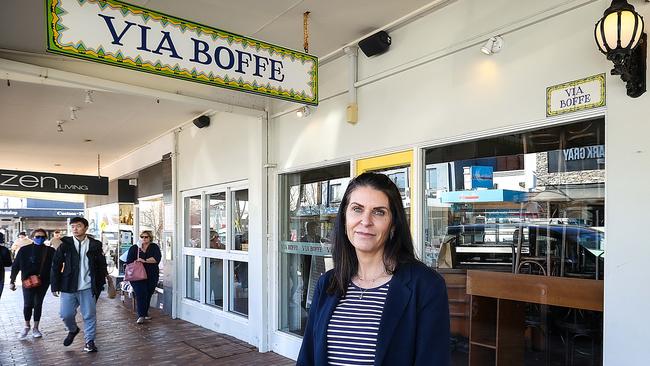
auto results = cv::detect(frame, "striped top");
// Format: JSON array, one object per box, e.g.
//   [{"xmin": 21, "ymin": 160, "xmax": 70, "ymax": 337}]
[{"xmin": 326, "ymin": 281, "xmax": 391, "ymax": 366}]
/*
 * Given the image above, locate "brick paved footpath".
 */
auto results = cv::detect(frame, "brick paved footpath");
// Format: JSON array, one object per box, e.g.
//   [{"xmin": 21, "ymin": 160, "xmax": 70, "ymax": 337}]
[{"xmin": 1, "ymin": 269, "xmax": 294, "ymax": 366}]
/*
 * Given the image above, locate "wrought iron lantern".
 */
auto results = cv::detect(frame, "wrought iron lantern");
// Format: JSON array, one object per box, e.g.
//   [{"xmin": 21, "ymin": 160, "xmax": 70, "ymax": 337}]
[{"xmin": 594, "ymin": 0, "xmax": 647, "ymax": 97}]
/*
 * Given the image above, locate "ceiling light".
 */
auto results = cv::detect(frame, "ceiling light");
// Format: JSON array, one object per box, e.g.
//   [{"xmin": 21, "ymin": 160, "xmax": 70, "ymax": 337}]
[
  {"xmin": 56, "ymin": 121, "xmax": 64, "ymax": 133},
  {"xmin": 481, "ymin": 36, "xmax": 504, "ymax": 55},
  {"xmin": 70, "ymin": 106, "xmax": 79, "ymax": 120},
  {"xmin": 85, "ymin": 90, "xmax": 94, "ymax": 103},
  {"xmin": 296, "ymin": 106, "xmax": 311, "ymax": 118}
]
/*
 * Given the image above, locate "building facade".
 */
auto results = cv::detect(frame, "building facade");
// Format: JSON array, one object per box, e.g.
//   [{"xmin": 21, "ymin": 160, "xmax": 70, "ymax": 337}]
[{"xmin": 2, "ymin": 0, "xmax": 648, "ymax": 364}]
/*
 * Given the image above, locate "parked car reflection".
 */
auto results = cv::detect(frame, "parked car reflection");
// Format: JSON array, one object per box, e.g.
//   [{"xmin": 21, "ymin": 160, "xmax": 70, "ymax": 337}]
[{"xmin": 441, "ymin": 223, "xmax": 604, "ymax": 278}]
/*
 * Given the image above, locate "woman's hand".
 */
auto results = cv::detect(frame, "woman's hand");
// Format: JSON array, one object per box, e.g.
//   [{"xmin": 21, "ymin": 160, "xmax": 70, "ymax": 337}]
[{"xmin": 137, "ymin": 258, "xmax": 146, "ymax": 263}]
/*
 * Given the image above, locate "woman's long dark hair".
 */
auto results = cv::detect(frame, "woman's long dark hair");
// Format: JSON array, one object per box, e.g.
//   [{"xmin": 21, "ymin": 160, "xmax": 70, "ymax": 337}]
[{"xmin": 326, "ymin": 172, "xmax": 418, "ymax": 296}]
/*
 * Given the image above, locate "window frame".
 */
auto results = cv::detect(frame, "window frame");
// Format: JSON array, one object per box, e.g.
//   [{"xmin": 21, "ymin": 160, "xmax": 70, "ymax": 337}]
[{"xmin": 181, "ymin": 181, "xmax": 250, "ymax": 317}]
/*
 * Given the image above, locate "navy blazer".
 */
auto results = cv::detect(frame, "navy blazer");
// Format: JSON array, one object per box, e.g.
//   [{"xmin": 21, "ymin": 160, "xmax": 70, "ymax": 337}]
[{"xmin": 297, "ymin": 261, "xmax": 450, "ymax": 366}]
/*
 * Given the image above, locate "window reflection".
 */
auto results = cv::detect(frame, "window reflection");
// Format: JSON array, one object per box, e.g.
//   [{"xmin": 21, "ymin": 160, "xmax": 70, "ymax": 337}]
[
  {"xmin": 279, "ymin": 164, "xmax": 350, "ymax": 336},
  {"xmin": 185, "ymin": 196, "xmax": 201, "ymax": 248}
]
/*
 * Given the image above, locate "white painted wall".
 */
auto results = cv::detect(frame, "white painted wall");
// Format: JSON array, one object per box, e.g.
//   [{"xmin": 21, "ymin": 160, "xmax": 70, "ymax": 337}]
[
  {"xmin": 176, "ymin": 111, "xmax": 269, "ymax": 350},
  {"xmin": 270, "ymin": 0, "xmax": 650, "ymax": 363},
  {"xmin": 101, "ymin": 133, "xmax": 173, "ymax": 180}
]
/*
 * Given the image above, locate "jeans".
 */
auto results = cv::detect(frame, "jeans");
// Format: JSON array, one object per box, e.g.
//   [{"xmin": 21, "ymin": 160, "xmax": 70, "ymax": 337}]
[
  {"xmin": 23, "ymin": 283, "xmax": 49, "ymax": 322},
  {"xmin": 60, "ymin": 288, "xmax": 96, "ymax": 343},
  {"xmin": 131, "ymin": 279, "xmax": 157, "ymax": 317}
]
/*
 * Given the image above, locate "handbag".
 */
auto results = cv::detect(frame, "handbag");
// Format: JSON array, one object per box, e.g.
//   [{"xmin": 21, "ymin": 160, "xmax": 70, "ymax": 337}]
[
  {"xmin": 124, "ymin": 247, "xmax": 148, "ymax": 282},
  {"xmin": 22, "ymin": 246, "xmax": 48, "ymax": 289}
]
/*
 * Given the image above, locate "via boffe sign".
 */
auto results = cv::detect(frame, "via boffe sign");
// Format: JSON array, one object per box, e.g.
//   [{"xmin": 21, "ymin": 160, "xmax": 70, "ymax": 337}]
[
  {"xmin": 0, "ymin": 169, "xmax": 108, "ymax": 195},
  {"xmin": 46, "ymin": 0, "xmax": 318, "ymax": 105},
  {"xmin": 546, "ymin": 74, "xmax": 605, "ymax": 117}
]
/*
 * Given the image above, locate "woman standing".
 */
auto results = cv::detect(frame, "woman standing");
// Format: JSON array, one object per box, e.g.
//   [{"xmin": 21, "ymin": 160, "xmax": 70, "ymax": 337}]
[
  {"xmin": 297, "ymin": 172, "xmax": 450, "ymax": 366},
  {"xmin": 125, "ymin": 230, "xmax": 161, "ymax": 324},
  {"xmin": 9, "ymin": 229, "xmax": 55, "ymax": 340}
]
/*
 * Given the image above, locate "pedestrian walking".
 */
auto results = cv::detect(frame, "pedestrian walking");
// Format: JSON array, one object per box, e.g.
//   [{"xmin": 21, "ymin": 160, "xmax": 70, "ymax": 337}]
[
  {"xmin": 8, "ymin": 229, "xmax": 55, "ymax": 339},
  {"xmin": 125, "ymin": 230, "xmax": 161, "ymax": 324},
  {"xmin": 297, "ymin": 172, "xmax": 451, "ymax": 366},
  {"xmin": 51, "ymin": 217, "xmax": 107, "ymax": 353},
  {"xmin": 1, "ymin": 242, "xmax": 13, "ymax": 299},
  {"xmin": 48, "ymin": 230, "xmax": 63, "ymax": 250},
  {"xmin": 10, "ymin": 232, "xmax": 33, "ymax": 258}
]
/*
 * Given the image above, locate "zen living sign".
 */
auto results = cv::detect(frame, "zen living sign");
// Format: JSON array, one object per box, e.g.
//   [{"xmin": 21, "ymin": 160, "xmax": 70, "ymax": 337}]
[
  {"xmin": 46, "ymin": 0, "xmax": 318, "ymax": 105},
  {"xmin": 546, "ymin": 74, "xmax": 605, "ymax": 117},
  {"xmin": 0, "ymin": 169, "xmax": 108, "ymax": 195}
]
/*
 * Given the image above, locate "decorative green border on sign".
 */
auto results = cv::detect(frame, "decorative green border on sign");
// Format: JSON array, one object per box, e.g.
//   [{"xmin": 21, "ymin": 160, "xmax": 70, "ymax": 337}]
[
  {"xmin": 45, "ymin": 0, "xmax": 318, "ymax": 105},
  {"xmin": 546, "ymin": 73, "xmax": 605, "ymax": 117}
]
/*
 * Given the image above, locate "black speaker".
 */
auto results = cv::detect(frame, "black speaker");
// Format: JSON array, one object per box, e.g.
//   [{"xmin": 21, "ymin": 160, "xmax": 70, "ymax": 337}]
[
  {"xmin": 358, "ymin": 31, "xmax": 391, "ymax": 57},
  {"xmin": 193, "ymin": 115, "xmax": 210, "ymax": 128}
]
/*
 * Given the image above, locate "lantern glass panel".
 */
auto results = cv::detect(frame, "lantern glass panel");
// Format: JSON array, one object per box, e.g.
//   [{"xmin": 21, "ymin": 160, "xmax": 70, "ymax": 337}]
[
  {"xmin": 619, "ymin": 11, "xmax": 639, "ymax": 48},
  {"xmin": 595, "ymin": 19, "xmax": 607, "ymax": 52},
  {"xmin": 603, "ymin": 12, "xmax": 620, "ymax": 48}
]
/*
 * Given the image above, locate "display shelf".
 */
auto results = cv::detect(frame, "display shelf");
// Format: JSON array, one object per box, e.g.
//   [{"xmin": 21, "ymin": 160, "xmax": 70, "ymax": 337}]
[
  {"xmin": 470, "ymin": 343, "xmax": 496, "ymax": 366},
  {"xmin": 470, "ymin": 295, "xmax": 497, "ymax": 348}
]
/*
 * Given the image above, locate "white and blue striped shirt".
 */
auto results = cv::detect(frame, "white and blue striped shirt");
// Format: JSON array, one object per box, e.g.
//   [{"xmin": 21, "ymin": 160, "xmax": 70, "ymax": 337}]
[{"xmin": 326, "ymin": 281, "xmax": 390, "ymax": 366}]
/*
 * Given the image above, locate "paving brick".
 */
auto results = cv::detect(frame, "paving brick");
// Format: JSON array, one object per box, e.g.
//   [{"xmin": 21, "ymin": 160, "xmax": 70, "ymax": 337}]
[{"xmin": 1, "ymin": 269, "xmax": 293, "ymax": 365}]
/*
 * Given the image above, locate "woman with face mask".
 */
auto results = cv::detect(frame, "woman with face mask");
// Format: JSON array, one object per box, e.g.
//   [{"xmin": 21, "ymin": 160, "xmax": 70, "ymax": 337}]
[{"xmin": 9, "ymin": 229, "xmax": 56, "ymax": 340}]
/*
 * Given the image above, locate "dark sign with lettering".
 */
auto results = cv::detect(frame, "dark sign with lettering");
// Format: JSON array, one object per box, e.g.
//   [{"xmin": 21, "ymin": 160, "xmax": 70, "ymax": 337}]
[
  {"xmin": 0, "ymin": 169, "xmax": 108, "ymax": 195},
  {"xmin": 0, "ymin": 209, "xmax": 85, "ymax": 218},
  {"xmin": 547, "ymin": 145, "xmax": 605, "ymax": 173}
]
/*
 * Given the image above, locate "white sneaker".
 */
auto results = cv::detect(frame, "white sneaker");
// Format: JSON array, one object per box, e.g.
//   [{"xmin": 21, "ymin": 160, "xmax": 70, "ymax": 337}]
[
  {"xmin": 136, "ymin": 317, "xmax": 145, "ymax": 324},
  {"xmin": 18, "ymin": 327, "xmax": 30, "ymax": 340},
  {"xmin": 144, "ymin": 316, "xmax": 152, "ymax": 320},
  {"xmin": 32, "ymin": 328, "xmax": 43, "ymax": 338}
]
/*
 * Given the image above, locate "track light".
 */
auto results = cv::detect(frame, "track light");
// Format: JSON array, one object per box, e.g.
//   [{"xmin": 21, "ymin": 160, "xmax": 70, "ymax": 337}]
[
  {"xmin": 56, "ymin": 121, "xmax": 64, "ymax": 133},
  {"xmin": 481, "ymin": 36, "xmax": 504, "ymax": 55},
  {"xmin": 85, "ymin": 90, "xmax": 94, "ymax": 103},
  {"xmin": 70, "ymin": 106, "xmax": 79, "ymax": 120},
  {"xmin": 296, "ymin": 106, "xmax": 311, "ymax": 118}
]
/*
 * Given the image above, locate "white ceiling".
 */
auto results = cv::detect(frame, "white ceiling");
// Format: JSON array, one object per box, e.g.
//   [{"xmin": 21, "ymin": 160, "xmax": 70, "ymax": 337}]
[
  {"xmin": 0, "ymin": 80, "xmax": 201, "ymax": 174},
  {"xmin": 0, "ymin": 0, "xmax": 444, "ymax": 177}
]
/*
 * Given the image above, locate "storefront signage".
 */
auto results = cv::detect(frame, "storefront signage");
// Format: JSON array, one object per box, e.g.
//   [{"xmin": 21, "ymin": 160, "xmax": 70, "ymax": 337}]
[
  {"xmin": 46, "ymin": 0, "xmax": 318, "ymax": 105},
  {"xmin": 547, "ymin": 144, "xmax": 605, "ymax": 173},
  {"xmin": 563, "ymin": 145, "xmax": 605, "ymax": 161},
  {"xmin": 0, "ymin": 169, "xmax": 108, "ymax": 195},
  {"xmin": 280, "ymin": 241, "xmax": 332, "ymax": 256},
  {"xmin": 546, "ymin": 74, "xmax": 605, "ymax": 117},
  {"xmin": 0, "ymin": 209, "xmax": 84, "ymax": 218},
  {"xmin": 441, "ymin": 189, "xmax": 527, "ymax": 203},
  {"xmin": 464, "ymin": 166, "xmax": 493, "ymax": 189}
]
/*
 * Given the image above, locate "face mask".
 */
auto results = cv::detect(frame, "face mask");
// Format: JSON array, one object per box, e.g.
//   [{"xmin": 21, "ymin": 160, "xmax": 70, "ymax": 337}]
[{"xmin": 33, "ymin": 237, "xmax": 46, "ymax": 245}]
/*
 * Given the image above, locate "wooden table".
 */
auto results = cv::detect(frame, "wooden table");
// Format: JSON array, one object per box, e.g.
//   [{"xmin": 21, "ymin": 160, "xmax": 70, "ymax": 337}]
[{"xmin": 465, "ymin": 270, "xmax": 603, "ymax": 366}]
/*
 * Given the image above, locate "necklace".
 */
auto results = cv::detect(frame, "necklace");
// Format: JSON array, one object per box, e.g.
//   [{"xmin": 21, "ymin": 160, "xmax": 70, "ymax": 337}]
[
  {"xmin": 359, "ymin": 288, "xmax": 369, "ymax": 300},
  {"xmin": 355, "ymin": 271, "xmax": 391, "ymax": 299}
]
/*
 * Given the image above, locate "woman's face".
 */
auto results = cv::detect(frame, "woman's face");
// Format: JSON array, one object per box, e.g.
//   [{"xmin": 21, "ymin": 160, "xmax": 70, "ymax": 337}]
[{"xmin": 345, "ymin": 186, "xmax": 393, "ymax": 256}]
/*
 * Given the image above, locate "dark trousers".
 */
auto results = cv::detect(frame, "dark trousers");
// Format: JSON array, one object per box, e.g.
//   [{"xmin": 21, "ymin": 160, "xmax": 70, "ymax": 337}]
[
  {"xmin": 23, "ymin": 283, "xmax": 49, "ymax": 322},
  {"xmin": 131, "ymin": 279, "xmax": 157, "ymax": 317},
  {"xmin": 0, "ymin": 279, "xmax": 4, "ymax": 299}
]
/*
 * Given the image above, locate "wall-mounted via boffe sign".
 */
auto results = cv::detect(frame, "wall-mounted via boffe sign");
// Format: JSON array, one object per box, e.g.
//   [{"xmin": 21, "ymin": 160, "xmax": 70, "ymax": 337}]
[
  {"xmin": 46, "ymin": 0, "xmax": 318, "ymax": 105},
  {"xmin": 546, "ymin": 74, "xmax": 605, "ymax": 117},
  {"xmin": 0, "ymin": 169, "xmax": 108, "ymax": 195}
]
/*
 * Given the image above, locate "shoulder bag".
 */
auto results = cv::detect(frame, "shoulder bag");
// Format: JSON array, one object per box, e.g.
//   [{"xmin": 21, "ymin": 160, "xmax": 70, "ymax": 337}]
[
  {"xmin": 22, "ymin": 246, "xmax": 48, "ymax": 289},
  {"xmin": 124, "ymin": 247, "xmax": 148, "ymax": 282}
]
